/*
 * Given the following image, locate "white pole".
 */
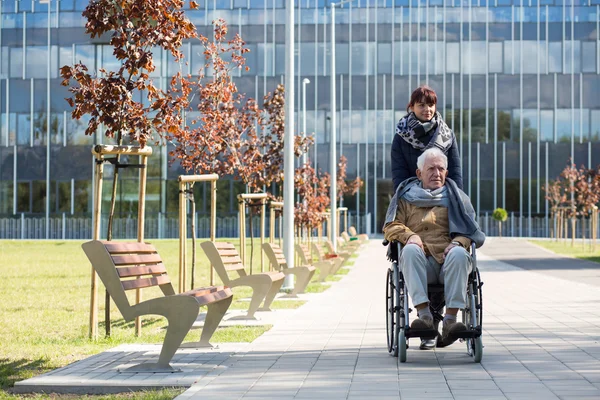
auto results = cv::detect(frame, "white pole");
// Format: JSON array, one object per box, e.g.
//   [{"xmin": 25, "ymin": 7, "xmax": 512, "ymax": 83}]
[
  {"xmin": 330, "ymin": 3, "xmax": 337, "ymax": 252},
  {"xmin": 283, "ymin": 0, "xmax": 296, "ymax": 287},
  {"xmin": 302, "ymin": 78, "xmax": 310, "ymax": 167}
]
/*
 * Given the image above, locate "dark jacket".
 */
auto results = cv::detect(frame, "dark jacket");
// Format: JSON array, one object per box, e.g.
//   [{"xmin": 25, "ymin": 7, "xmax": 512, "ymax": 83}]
[{"xmin": 391, "ymin": 133, "xmax": 463, "ymax": 191}]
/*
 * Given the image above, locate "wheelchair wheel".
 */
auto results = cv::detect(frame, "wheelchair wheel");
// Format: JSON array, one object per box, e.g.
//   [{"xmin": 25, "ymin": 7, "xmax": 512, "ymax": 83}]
[
  {"xmin": 386, "ymin": 268, "xmax": 396, "ymax": 355},
  {"xmin": 464, "ymin": 269, "xmax": 483, "ymax": 363},
  {"xmin": 398, "ymin": 330, "xmax": 407, "ymax": 363},
  {"xmin": 473, "ymin": 337, "xmax": 483, "ymax": 363}
]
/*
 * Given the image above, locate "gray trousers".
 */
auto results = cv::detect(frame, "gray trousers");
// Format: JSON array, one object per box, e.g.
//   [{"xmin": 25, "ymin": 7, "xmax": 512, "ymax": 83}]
[{"xmin": 399, "ymin": 245, "xmax": 472, "ymax": 310}]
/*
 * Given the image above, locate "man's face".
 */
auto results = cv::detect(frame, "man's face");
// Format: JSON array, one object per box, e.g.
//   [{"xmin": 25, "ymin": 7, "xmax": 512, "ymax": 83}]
[
  {"xmin": 416, "ymin": 155, "xmax": 448, "ymax": 190},
  {"xmin": 412, "ymin": 101, "xmax": 435, "ymax": 122}
]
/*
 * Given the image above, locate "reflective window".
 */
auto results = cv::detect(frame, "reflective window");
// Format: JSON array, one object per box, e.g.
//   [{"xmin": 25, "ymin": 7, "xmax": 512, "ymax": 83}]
[
  {"xmin": 462, "ymin": 41, "xmax": 486, "ymax": 75},
  {"xmin": 1, "ymin": 113, "xmax": 17, "ymax": 146},
  {"xmin": 579, "ymin": 109, "xmax": 590, "ymax": 142},
  {"xmin": 351, "ymin": 43, "xmax": 376, "ymax": 76},
  {"xmin": 522, "ymin": 41, "xmax": 540, "ymax": 74},
  {"xmin": 378, "ymin": 43, "xmax": 392, "ymax": 75},
  {"xmin": 503, "ymin": 41, "xmax": 521, "ymax": 74},
  {"xmin": 1, "ymin": 48, "xmax": 8, "ymax": 79},
  {"xmin": 515, "ymin": 109, "xmax": 539, "ymax": 142},
  {"xmin": 548, "ymin": 41, "xmax": 562, "ymax": 73},
  {"xmin": 556, "ymin": 109, "xmax": 574, "ymax": 143},
  {"xmin": 564, "ymin": 40, "xmax": 581, "ymax": 74},
  {"xmin": 10, "ymin": 48, "xmax": 23, "ymax": 79},
  {"xmin": 75, "ymin": 0, "xmax": 89, "ymax": 11},
  {"xmin": 335, "ymin": 44, "xmax": 349, "ymax": 75},
  {"xmin": 59, "ymin": 0, "xmax": 75, "ymax": 11},
  {"xmin": 540, "ymin": 110, "xmax": 553, "ymax": 142},
  {"xmin": 101, "ymin": 45, "xmax": 120, "ymax": 72},
  {"xmin": 446, "ymin": 42, "xmax": 460, "ymax": 74},
  {"xmin": 191, "ymin": 44, "xmax": 206, "ymax": 75},
  {"xmin": 582, "ymin": 42, "xmax": 597, "ymax": 73},
  {"xmin": 74, "ymin": 45, "xmax": 95, "ymax": 70},
  {"xmin": 17, "ymin": 114, "xmax": 29, "ymax": 146},
  {"xmin": 489, "ymin": 42, "xmax": 503, "ymax": 73},
  {"xmin": 591, "ymin": 110, "xmax": 600, "ymax": 141},
  {"xmin": 257, "ymin": 43, "xmax": 275, "ymax": 77},
  {"xmin": 26, "ymin": 46, "xmax": 48, "ymax": 79}
]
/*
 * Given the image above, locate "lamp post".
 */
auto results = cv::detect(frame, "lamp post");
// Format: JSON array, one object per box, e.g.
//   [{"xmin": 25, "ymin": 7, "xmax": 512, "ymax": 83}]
[
  {"xmin": 283, "ymin": 0, "xmax": 295, "ymax": 279},
  {"xmin": 302, "ymin": 78, "xmax": 310, "ymax": 167},
  {"xmin": 330, "ymin": 2, "xmax": 338, "ymax": 251}
]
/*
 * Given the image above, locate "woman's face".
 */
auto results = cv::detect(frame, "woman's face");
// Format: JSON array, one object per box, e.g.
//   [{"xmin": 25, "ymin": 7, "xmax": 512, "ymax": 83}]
[{"xmin": 411, "ymin": 101, "xmax": 436, "ymax": 122}]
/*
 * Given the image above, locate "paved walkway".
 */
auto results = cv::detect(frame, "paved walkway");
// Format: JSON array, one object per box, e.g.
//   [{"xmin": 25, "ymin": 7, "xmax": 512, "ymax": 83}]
[{"xmin": 15, "ymin": 239, "xmax": 600, "ymax": 399}]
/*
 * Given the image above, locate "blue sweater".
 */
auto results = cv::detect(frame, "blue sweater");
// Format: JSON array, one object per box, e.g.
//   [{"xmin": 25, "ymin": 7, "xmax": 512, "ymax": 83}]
[{"xmin": 391, "ymin": 133, "xmax": 463, "ymax": 191}]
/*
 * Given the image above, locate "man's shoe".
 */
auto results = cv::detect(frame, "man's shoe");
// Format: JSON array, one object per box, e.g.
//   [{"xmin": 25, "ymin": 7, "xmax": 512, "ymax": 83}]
[
  {"xmin": 419, "ymin": 338, "xmax": 436, "ymax": 350},
  {"xmin": 410, "ymin": 314, "xmax": 434, "ymax": 330},
  {"xmin": 438, "ymin": 319, "xmax": 467, "ymax": 347}
]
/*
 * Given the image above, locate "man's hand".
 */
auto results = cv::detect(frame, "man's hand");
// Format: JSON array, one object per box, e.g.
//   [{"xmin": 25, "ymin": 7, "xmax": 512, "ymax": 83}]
[
  {"xmin": 443, "ymin": 242, "xmax": 459, "ymax": 261},
  {"xmin": 406, "ymin": 234, "xmax": 424, "ymax": 250}
]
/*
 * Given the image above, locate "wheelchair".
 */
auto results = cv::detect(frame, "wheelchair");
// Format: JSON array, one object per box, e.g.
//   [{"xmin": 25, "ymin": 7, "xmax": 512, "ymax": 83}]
[{"xmin": 384, "ymin": 240, "xmax": 484, "ymax": 363}]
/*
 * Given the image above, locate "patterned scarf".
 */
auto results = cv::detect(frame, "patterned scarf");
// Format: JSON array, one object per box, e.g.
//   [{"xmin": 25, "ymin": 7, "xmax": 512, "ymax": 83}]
[{"xmin": 395, "ymin": 111, "xmax": 454, "ymax": 152}]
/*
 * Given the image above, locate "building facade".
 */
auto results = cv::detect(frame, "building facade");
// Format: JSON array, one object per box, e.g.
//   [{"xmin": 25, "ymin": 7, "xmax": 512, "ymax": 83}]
[{"xmin": 0, "ymin": 0, "xmax": 599, "ymax": 237}]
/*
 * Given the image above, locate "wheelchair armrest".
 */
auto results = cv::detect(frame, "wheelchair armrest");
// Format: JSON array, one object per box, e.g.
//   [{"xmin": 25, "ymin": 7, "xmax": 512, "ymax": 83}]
[{"xmin": 385, "ymin": 240, "xmax": 402, "ymax": 263}]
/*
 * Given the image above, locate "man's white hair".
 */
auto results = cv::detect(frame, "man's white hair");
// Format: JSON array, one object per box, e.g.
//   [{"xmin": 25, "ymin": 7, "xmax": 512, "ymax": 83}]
[{"xmin": 416, "ymin": 147, "xmax": 448, "ymax": 171}]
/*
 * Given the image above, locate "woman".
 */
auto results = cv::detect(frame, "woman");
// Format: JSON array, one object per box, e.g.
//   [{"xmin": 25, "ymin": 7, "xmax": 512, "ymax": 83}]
[{"xmin": 391, "ymin": 85, "xmax": 463, "ymax": 191}]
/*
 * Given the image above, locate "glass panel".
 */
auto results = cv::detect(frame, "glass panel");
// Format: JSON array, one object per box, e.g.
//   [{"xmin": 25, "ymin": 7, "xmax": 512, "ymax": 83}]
[
  {"xmin": 1, "ymin": 47, "xmax": 8, "ymax": 79},
  {"xmin": 74, "ymin": 45, "xmax": 95, "ymax": 70},
  {"xmin": 335, "ymin": 44, "xmax": 349, "ymax": 75},
  {"xmin": 582, "ymin": 42, "xmax": 597, "ymax": 73},
  {"xmin": 446, "ymin": 42, "xmax": 460, "ymax": 73},
  {"xmin": 540, "ymin": 110, "xmax": 553, "ymax": 141},
  {"xmin": 26, "ymin": 46, "xmax": 47, "ymax": 79},
  {"xmin": 10, "ymin": 48, "xmax": 23, "ymax": 79},
  {"xmin": 579, "ymin": 108, "xmax": 590, "ymax": 142},
  {"xmin": 489, "ymin": 42, "xmax": 503, "ymax": 73},
  {"xmin": 378, "ymin": 43, "xmax": 392, "ymax": 75},
  {"xmin": 257, "ymin": 43, "xmax": 275, "ymax": 77},
  {"xmin": 191, "ymin": 44, "xmax": 206, "ymax": 75},
  {"xmin": 548, "ymin": 41, "xmax": 561, "ymax": 73},
  {"xmin": 522, "ymin": 41, "xmax": 538, "ymax": 74},
  {"xmin": 591, "ymin": 110, "xmax": 600, "ymax": 141},
  {"xmin": 2, "ymin": 113, "xmax": 17, "ymax": 146},
  {"xmin": 351, "ymin": 43, "xmax": 367, "ymax": 75},
  {"xmin": 17, "ymin": 113, "xmax": 29, "ymax": 146},
  {"xmin": 556, "ymin": 109, "xmax": 573, "ymax": 143},
  {"xmin": 564, "ymin": 40, "xmax": 581, "ymax": 74},
  {"xmin": 59, "ymin": 0, "xmax": 75, "ymax": 11},
  {"xmin": 17, "ymin": 182, "xmax": 30, "ymax": 213},
  {"xmin": 101, "ymin": 45, "xmax": 121, "ymax": 72}
]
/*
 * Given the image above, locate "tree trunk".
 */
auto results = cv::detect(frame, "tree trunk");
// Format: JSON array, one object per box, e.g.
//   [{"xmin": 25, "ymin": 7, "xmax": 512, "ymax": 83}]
[
  {"xmin": 498, "ymin": 221, "xmax": 502, "ymax": 238},
  {"xmin": 104, "ymin": 135, "xmax": 123, "ymax": 338}
]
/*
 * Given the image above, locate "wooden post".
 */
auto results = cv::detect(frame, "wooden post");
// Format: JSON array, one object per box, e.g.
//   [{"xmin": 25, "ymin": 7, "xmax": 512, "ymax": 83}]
[
  {"xmin": 238, "ymin": 198, "xmax": 245, "ymax": 268},
  {"xmin": 89, "ymin": 145, "xmax": 152, "ymax": 339},
  {"xmin": 135, "ymin": 154, "xmax": 148, "ymax": 336},
  {"xmin": 210, "ymin": 180, "xmax": 217, "ymax": 285},
  {"xmin": 260, "ymin": 199, "xmax": 265, "ymax": 272},
  {"xmin": 178, "ymin": 181, "xmax": 186, "ymax": 293},
  {"xmin": 90, "ymin": 153, "xmax": 104, "ymax": 339}
]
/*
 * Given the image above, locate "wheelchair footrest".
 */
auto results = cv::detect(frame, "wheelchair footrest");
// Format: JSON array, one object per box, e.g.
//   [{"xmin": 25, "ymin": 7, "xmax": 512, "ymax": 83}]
[
  {"xmin": 405, "ymin": 327, "xmax": 438, "ymax": 340},
  {"xmin": 454, "ymin": 329, "xmax": 482, "ymax": 340}
]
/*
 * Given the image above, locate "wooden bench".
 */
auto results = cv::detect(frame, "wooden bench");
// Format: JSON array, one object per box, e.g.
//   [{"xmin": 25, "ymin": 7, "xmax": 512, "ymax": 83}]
[
  {"xmin": 200, "ymin": 241, "xmax": 285, "ymax": 319},
  {"xmin": 262, "ymin": 243, "xmax": 316, "ymax": 296},
  {"xmin": 349, "ymin": 226, "xmax": 369, "ymax": 242},
  {"xmin": 340, "ymin": 231, "xmax": 362, "ymax": 251},
  {"xmin": 295, "ymin": 243, "xmax": 334, "ymax": 282},
  {"xmin": 82, "ymin": 240, "xmax": 233, "ymax": 372},
  {"xmin": 324, "ymin": 239, "xmax": 352, "ymax": 264},
  {"xmin": 311, "ymin": 242, "xmax": 344, "ymax": 274}
]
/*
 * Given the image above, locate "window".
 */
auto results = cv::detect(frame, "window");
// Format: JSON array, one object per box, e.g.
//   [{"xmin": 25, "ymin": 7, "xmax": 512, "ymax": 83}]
[
  {"xmin": 446, "ymin": 42, "xmax": 460, "ymax": 74},
  {"xmin": 10, "ymin": 47, "xmax": 23, "ymax": 79},
  {"xmin": 462, "ymin": 41, "xmax": 486, "ymax": 75},
  {"xmin": 548, "ymin": 42, "xmax": 562, "ymax": 73},
  {"xmin": 581, "ymin": 42, "xmax": 596, "ymax": 73},
  {"xmin": 378, "ymin": 43, "xmax": 392, "ymax": 75},
  {"xmin": 556, "ymin": 109, "xmax": 573, "ymax": 143},
  {"xmin": 489, "ymin": 42, "xmax": 503, "ymax": 73},
  {"xmin": 591, "ymin": 110, "xmax": 600, "ymax": 141},
  {"xmin": 540, "ymin": 110, "xmax": 553, "ymax": 142},
  {"xmin": 564, "ymin": 40, "xmax": 581, "ymax": 74}
]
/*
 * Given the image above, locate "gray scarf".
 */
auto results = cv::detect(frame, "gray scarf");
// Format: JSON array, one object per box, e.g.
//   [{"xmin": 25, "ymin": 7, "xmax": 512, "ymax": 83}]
[
  {"xmin": 403, "ymin": 183, "xmax": 450, "ymax": 208},
  {"xmin": 384, "ymin": 177, "xmax": 486, "ymax": 248},
  {"xmin": 396, "ymin": 112, "xmax": 454, "ymax": 152}
]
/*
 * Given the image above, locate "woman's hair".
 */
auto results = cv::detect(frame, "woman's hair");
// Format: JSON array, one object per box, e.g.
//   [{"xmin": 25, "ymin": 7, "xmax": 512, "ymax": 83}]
[
  {"xmin": 406, "ymin": 85, "xmax": 438, "ymax": 113},
  {"xmin": 416, "ymin": 148, "xmax": 448, "ymax": 171}
]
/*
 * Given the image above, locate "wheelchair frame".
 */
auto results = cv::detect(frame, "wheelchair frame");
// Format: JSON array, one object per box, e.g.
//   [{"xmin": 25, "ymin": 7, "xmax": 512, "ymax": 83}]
[{"xmin": 385, "ymin": 241, "xmax": 484, "ymax": 363}]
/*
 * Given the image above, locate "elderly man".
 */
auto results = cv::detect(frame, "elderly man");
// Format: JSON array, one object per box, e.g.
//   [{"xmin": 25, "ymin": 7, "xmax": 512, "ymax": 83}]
[{"xmin": 383, "ymin": 147, "xmax": 485, "ymax": 348}]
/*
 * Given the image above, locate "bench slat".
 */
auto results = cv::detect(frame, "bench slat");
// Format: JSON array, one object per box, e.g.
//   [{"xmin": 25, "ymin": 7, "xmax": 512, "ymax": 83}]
[
  {"xmin": 117, "ymin": 264, "xmax": 167, "ymax": 278},
  {"xmin": 225, "ymin": 263, "xmax": 244, "ymax": 271},
  {"xmin": 214, "ymin": 242, "xmax": 236, "ymax": 250},
  {"xmin": 121, "ymin": 275, "xmax": 171, "ymax": 291},
  {"xmin": 112, "ymin": 254, "xmax": 163, "ymax": 265},
  {"xmin": 217, "ymin": 249, "xmax": 239, "ymax": 257},
  {"xmin": 221, "ymin": 256, "xmax": 243, "ymax": 265},
  {"xmin": 103, "ymin": 242, "xmax": 157, "ymax": 254}
]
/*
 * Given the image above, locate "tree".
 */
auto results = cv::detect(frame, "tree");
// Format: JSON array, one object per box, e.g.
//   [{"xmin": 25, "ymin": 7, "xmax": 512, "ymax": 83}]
[
  {"xmin": 492, "ymin": 208, "xmax": 508, "ymax": 238},
  {"xmin": 61, "ymin": 0, "xmax": 197, "ymax": 240}
]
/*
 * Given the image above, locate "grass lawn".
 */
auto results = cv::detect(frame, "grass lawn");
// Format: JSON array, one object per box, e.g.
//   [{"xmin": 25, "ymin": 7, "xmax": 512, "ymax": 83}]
[
  {"xmin": 0, "ymin": 238, "xmax": 350, "ymax": 399},
  {"xmin": 529, "ymin": 240, "xmax": 600, "ymax": 264}
]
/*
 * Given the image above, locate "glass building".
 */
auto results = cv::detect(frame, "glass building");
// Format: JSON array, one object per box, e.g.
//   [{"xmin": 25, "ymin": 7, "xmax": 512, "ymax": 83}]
[{"xmin": 0, "ymin": 0, "xmax": 599, "ymax": 238}]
